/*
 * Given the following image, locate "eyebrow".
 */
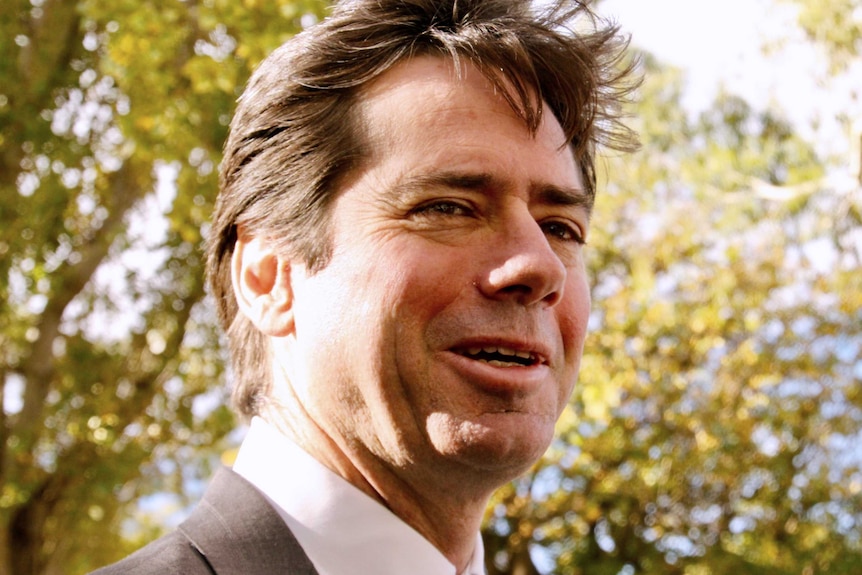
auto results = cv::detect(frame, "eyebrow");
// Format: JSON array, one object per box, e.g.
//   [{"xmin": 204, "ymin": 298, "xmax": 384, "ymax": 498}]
[
  {"xmin": 533, "ymin": 183, "xmax": 594, "ymax": 217},
  {"xmin": 403, "ymin": 171, "xmax": 492, "ymax": 193},
  {"xmin": 403, "ymin": 170, "xmax": 593, "ymax": 215}
]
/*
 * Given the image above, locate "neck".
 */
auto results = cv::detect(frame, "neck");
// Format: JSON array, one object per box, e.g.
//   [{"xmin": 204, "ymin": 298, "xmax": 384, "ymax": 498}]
[
  {"xmin": 352, "ymin": 452, "xmax": 490, "ymax": 573},
  {"xmin": 261, "ymin": 402, "xmax": 490, "ymax": 573}
]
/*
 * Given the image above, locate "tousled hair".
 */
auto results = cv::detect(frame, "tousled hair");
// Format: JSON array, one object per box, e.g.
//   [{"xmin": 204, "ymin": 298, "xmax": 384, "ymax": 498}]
[{"xmin": 206, "ymin": 0, "xmax": 639, "ymax": 419}]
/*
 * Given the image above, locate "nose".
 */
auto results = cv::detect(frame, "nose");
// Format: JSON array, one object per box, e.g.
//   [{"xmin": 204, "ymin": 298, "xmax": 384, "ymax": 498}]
[{"xmin": 477, "ymin": 209, "xmax": 567, "ymax": 307}]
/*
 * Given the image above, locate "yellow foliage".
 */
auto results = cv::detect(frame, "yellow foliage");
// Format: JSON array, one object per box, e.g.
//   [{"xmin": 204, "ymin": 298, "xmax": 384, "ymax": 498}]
[
  {"xmin": 748, "ymin": 374, "xmax": 780, "ymax": 390},
  {"xmin": 553, "ymin": 405, "xmax": 580, "ymax": 438},
  {"xmin": 695, "ymin": 429, "xmax": 719, "ymax": 451},
  {"xmin": 581, "ymin": 378, "xmax": 622, "ymax": 423},
  {"xmin": 220, "ymin": 447, "xmax": 239, "ymax": 467},
  {"xmin": 135, "ymin": 116, "xmax": 155, "ymax": 131}
]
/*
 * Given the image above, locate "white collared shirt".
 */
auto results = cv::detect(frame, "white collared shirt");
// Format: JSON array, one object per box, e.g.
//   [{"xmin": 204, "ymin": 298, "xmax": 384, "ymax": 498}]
[{"xmin": 233, "ymin": 417, "xmax": 486, "ymax": 575}]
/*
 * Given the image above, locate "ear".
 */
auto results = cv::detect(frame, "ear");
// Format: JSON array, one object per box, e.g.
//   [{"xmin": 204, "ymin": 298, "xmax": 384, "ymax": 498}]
[{"xmin": 231, "ymin": 231, "xmax": 295, "ymax": 337}]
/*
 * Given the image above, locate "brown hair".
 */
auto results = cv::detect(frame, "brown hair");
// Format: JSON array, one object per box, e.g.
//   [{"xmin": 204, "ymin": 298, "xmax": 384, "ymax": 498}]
[{"xmin": 206, "ymin": 0, "xmax": 639, "ymax": 419}]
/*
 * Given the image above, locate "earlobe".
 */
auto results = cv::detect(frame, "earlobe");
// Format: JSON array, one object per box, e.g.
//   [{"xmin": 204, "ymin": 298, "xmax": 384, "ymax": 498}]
[{"xmin": 231, "ymin": 233, "xmax": 295, "ymax": 337}]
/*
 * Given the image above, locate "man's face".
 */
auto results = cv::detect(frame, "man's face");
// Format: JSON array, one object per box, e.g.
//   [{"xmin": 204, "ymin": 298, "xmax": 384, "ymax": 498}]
[{"xmin": 282, "ymin": 56, "xmax": 591, "ymax": 488}]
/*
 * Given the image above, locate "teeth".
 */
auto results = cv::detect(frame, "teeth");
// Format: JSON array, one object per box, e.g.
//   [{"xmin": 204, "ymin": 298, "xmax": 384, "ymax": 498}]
[
  {"xmin": 463, "ymin": 346, "xmax": 537, "ymax": 366},
  {"xmin": 486, "ymin": 359, "xmax": 521, "ymax": 367},
  {"xmin": 479, "ymin": 346, "xmax": 534, "ymax": 360}
]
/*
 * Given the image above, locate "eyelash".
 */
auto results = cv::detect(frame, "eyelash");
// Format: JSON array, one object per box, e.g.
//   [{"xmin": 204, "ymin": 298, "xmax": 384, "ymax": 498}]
[
  {"xmin": 412, "ymin": 200, "xmax": 473, "ymax": 217},
  {"xmin": 541, "ymin": 220, "xmax": 586, "ymax": 245},
  {"xmin": 411, "ymin": 201, "xmax": 586, "ymax": 245}
]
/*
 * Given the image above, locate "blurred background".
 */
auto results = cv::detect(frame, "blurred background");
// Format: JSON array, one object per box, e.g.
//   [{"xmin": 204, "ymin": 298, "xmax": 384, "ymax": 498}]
[{"xmin": 0, "ymin": 0, "xmax": 859, "ymax": 573}]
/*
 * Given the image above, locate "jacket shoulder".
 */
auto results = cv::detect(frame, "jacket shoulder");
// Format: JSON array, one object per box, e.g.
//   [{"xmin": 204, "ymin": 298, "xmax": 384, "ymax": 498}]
[
  {"xmin": 89, "ymin": 467, "xmax": 318, "ymax": 575},
  {"xmin": 89, "ymin": 530, "xmax": 213, "ymax": 575}
]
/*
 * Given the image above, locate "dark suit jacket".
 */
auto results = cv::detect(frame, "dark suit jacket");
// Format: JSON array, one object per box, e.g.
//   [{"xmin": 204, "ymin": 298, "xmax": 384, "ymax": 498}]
[{"xmin": 91, "ymin": 467, "xmax": 319, "ymax": 574}]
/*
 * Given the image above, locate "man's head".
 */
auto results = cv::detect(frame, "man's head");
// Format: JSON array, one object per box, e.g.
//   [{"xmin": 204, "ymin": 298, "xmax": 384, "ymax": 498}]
[{"xmin": 206, "ymin": 0, "xmax": 637, "ymax": 421}]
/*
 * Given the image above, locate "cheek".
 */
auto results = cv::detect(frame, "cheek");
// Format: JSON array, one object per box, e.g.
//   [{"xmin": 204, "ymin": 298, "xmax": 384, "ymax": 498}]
[
  {"xmin": 555, "ymin": 278, "xmax": 590, "ymax": 408},
  {"xmin": 389, "ymin": 247, "xmax": 472, "ymax": 315},
  {"xmin": 562, "ymin": 270, "xmax": 591, "ymax": 339}
]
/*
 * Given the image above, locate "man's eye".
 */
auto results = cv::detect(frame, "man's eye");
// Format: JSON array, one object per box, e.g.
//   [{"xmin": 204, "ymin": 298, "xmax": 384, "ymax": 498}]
[
  {"xmin": 412, "ymin": 201, "xmax": 472, "ymax": 217},
  {"xmin": 541, "ymin": 220, "xmax": 585, "ymax": 244}
]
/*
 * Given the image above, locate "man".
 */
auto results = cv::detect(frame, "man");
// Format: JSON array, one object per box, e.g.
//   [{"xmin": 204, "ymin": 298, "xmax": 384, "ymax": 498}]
[{"xmin": 93, "ymin": 0, "xmax": 637, "ymax": 573}]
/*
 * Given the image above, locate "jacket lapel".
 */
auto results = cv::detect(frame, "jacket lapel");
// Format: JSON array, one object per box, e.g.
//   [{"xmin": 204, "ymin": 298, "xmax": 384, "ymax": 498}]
[{"xmin": 179, "ymin": 467, "xmax": 319, "ymax": 574}]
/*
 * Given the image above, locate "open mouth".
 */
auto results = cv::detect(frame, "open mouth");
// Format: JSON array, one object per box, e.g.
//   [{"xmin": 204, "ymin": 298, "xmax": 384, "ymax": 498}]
[{"xmin": 455, "ymin": 346, "xmax": 541, "ymax": 368}]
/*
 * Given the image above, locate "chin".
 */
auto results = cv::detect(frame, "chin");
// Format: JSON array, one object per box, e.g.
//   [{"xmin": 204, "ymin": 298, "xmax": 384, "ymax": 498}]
[{"xmin": 427, "ymin": 411, "xmax": 555, "ymax": 477}]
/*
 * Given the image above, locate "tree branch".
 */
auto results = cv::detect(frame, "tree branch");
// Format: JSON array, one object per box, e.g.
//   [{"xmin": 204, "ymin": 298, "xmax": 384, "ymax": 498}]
[{"xmin": 12, "ymin": 160, "xmax": 145, "ymax": 452}]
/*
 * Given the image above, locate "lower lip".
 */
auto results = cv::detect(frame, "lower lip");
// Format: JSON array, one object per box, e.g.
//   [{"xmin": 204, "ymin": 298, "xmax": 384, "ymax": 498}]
[{"xmin": 441, "ymin": 351, "xmax": 551, "ymax": 393}]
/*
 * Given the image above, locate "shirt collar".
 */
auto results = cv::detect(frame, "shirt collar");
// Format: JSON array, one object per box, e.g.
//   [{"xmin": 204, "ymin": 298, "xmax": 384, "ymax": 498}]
[{"xmin": 233, "ymin": 417, "xmax": 486, "ymax": 575}]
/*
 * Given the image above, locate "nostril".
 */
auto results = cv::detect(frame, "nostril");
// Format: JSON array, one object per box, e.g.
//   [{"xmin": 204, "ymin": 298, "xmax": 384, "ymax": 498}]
[
  {"xmin": 492, "ymin": 282, "xmax": 562, "ymax": 307},
  {"xmin": 499, "ymin": 284, "xmax": 531, "ymax": 295},
  {"xmin": 542, "ymin": 290, "xmax": 561, "ymax": 307}
]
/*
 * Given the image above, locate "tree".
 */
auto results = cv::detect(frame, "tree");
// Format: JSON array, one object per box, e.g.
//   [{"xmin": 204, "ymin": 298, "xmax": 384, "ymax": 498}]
[
  {"xmin": 0, "ymin": 1, "xmax": 327, "ymax": 573},
  {"xmin": 785, "ymin": 0, "xmax": 862, "ymax": 73}
]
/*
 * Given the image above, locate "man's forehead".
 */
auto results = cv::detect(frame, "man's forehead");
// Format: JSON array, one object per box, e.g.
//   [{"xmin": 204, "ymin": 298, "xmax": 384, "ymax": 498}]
[
  {"xmin": 349, "ymin": 54, "xmax": 584, "ymax": 204},
  {"xmin": 356, "ymin": 55, "xmax": 540, "ymax": 134},
  {"xmin": 358, "ymin": 55, "xmax": 492, "ymax": 104},
  {"xmin": 355, "ymin": 55, "xmax": 570, "ymax": 150}
]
